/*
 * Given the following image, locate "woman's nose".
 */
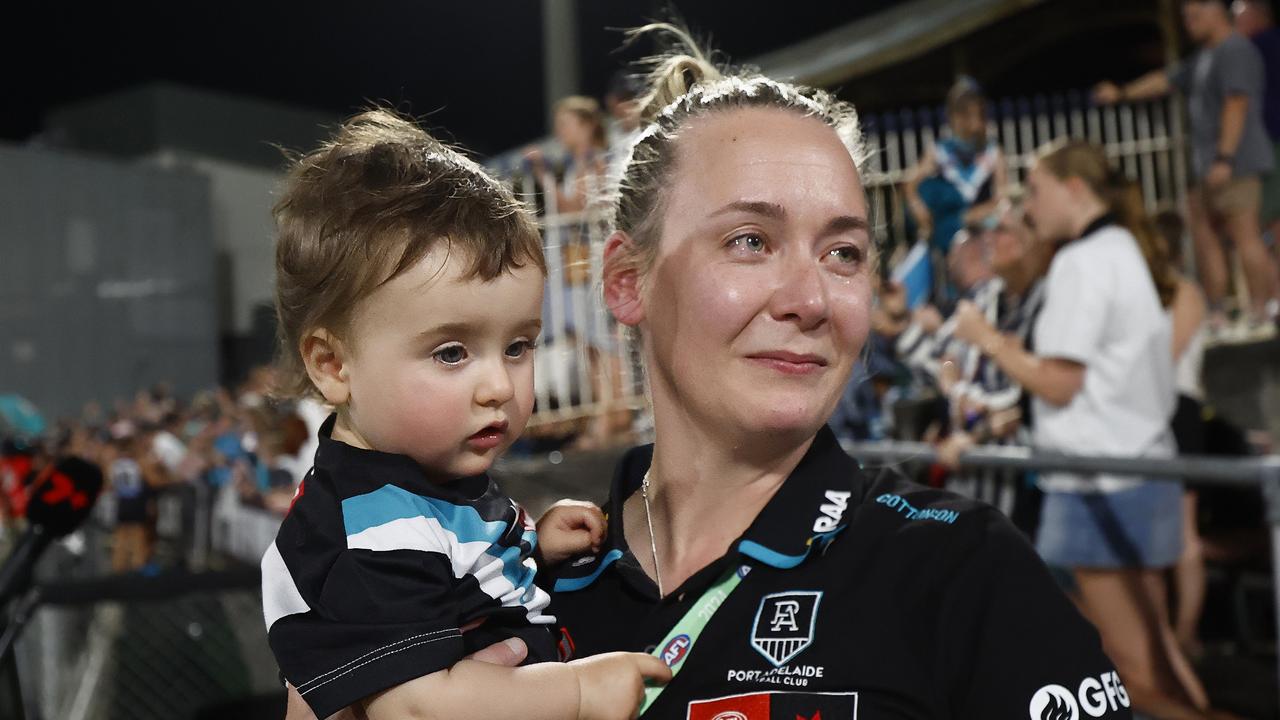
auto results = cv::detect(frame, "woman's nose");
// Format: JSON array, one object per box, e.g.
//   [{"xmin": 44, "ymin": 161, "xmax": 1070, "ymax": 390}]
[{"xmin": 768, "ymin": 255, "xmax": 830, "ymax": 330}]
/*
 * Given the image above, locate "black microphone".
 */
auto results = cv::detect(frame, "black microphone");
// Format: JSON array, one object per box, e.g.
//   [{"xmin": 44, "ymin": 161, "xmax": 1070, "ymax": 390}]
[{"xmin": 0, "ymin": 456, "xmax": 104, "ymax": 604}]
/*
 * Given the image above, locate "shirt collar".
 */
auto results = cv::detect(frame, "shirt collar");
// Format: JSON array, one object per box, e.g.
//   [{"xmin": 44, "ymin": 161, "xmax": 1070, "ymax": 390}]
[
  {"xmin": 313, "ymin": 413, "xmax": 489, "ymax": 497},
  {"xmin": 603, "ymin": 425, "xmax": 864, "ymax": 572},
  {"xmin": 1070, "ymin": 212, "xmax": 1118, "ymax": 245},
  {"xmin": 734, "ymin": 425, "xmax": 863, "ymax": 568}
]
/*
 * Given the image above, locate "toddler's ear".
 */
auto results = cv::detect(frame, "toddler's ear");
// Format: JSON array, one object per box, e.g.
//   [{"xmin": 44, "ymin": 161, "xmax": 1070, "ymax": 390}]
[{"xmin": 301, "ymin": 329, "xmax": 351, "ymax": 406}]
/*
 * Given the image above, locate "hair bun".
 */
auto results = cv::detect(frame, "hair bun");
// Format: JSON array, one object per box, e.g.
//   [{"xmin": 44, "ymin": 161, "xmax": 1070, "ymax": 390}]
[{"xmin": 626, "ymin": 23, "xmax": 723, "ymax": 124}]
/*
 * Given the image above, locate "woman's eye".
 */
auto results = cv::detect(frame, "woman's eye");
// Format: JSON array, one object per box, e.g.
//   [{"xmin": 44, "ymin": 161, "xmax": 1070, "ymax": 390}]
[
  {"xmin": 505, "ymin": 340, "xmax": 537, "ymax": 359},
  {"xmin": 433, "ymin": 345, "xmax": 467, "ymax": 365},
  {"xmin": 828, "ymin": 245, "xmax": 863, "ymax": 264},
  {"xmin": 728, "ymin": 233, "xmax": 767, "ymax": 254}
]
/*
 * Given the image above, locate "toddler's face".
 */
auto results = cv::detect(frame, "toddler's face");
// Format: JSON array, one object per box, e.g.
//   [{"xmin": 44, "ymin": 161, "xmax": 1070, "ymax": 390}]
[{"xmin": 340, "ymin": 245, "xmax": 543, "ymax": 479}]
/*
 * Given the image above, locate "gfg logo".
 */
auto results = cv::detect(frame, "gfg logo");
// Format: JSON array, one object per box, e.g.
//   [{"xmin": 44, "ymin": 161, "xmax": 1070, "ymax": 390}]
[
  {"xmin": 1029, "ymin": 685, "xmax": 1077, "ymax": 720},
  {"xmin": 1029, "ymin": 672, "xmax": 1130, "ymax": 719}
]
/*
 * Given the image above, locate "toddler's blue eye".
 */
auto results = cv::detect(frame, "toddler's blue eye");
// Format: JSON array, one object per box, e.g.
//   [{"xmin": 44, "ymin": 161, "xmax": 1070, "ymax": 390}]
[
  {"xmin": 505, "ymin": 340, "xmax": 536, "ymax": 359},
  {"xmin": 434, "ymin": 345, "xmax": 467, "ymax": 365}
]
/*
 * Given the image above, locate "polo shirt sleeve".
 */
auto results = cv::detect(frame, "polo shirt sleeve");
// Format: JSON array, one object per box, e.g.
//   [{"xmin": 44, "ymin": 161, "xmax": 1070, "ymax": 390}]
[
  {"xmin": 264, "ymin": 487, "xmax": 465, "ymax": 719},
  {"xmin": 1034, "ymin": 248, "xmax": 1108, "ymax": 364},
  {"xmin": 939, "ymin": 512, "xmax": 1133, "ymax": 718},
  {"xmin": 1217, "ymin": 38, "xmax": 1261, "ymax": 97}
]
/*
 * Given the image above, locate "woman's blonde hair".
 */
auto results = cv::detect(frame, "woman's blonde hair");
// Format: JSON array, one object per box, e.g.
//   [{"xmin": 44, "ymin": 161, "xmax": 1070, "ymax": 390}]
[
  {"xmin": 1036, "ymin": 139, "xmax": 1177, "ymax": 307},
  {"xmin": 607, "ymin": 24, "xmax": 870, "ymax": 281}
]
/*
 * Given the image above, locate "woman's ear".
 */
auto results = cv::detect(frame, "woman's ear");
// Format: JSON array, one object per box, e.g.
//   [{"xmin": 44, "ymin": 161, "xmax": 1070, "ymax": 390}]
[
  {"xmin": 301, "ymin": 329, "xmax": 352, "ymax": 406},
  {"xmin": 602, "ymin": 231, "xmax": 645, "ymax": 326},
  {"xmin": 1063, "ymin": 175, "xmax": 1094, "ymax": 205}
]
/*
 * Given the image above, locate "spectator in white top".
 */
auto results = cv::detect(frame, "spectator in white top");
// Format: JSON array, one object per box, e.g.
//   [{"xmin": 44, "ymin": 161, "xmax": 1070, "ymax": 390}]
[
  {"xmin": 527, "ymin": 96, "xmax": 609, "ymax": 215},
  {"xmin": 150, "ymin": 412, "xmax": 188, "ymax": 480},
  {"xmin": 951, "ymin": 140, "xmax": 1221, "ymax": 718}
]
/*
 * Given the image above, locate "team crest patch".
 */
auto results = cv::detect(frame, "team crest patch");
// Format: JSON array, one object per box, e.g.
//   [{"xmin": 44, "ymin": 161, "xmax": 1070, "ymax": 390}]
[
  {"xmin": 751, "ymin": 591, "xmax": 821, "ymax": 667},
  {"xmin": 686, "ymin": 690, "xmax": 857, "ymax": 720}
]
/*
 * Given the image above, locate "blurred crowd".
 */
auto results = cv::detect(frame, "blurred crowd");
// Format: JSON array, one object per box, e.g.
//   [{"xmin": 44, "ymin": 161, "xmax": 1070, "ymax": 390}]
[{"xmin": 0, "ymin": 369, "xmax": 327, "ymax": 572}]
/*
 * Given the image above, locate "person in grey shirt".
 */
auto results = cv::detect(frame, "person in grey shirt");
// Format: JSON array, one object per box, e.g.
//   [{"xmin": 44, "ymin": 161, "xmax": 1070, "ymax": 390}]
[
  {"xmin": 1095, "ymin": 0, "xmax": 1278, "ymax": 334},
  {"xmin": 1235, "ymin": 0, "xmax": 1280, "ymax": 284}
]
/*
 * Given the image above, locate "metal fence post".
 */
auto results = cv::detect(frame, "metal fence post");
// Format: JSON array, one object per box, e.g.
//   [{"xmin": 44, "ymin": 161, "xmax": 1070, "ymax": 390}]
[{"xmin": 1261, "ymin": 461, "xmax": 1280, "ymax": 710}]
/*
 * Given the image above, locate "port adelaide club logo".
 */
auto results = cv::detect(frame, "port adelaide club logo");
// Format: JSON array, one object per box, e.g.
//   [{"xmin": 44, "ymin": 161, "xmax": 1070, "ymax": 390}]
[{"xmin": 751, "ymin": 591, "xmax": 822, "ymax": 667}]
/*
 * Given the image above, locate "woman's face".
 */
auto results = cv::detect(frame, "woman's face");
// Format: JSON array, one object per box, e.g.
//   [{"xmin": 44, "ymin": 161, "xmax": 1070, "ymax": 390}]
[
  {"xmin": 948, "ymin": 101, "xmax": 987, "ymax": 145},
  {"xmin": 989, "ymin": 205, "xmax": 1030, "ymax": 276},
  {"xmin": 554, "ymin": 110, "xmax": 595, "ymax": 153},
  {"xmin": 1024, "ymin": 164, "xmax": 1076, "ymax": 243},
  {"xmin": 639, "ymin": 107, "xmax": 873, "ymax": 441}
]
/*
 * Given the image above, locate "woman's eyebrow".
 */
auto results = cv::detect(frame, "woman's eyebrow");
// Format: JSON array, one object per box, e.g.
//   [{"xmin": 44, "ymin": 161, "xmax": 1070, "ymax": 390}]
[
  {"xmin": 708, "ymin": 201, "xmax": 868, "ymax": 237},
  {"xmin": 709, "ymin": 200, "xmax": 786, "ymax": 220},
  {"xmin": 821, "ymin": 215, "xmax": 870, "ymax": 236}
]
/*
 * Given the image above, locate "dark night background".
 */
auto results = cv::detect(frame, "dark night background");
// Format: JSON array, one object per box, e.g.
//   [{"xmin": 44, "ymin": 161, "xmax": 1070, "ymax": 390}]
[{"xmin": 1, "ymin": 0, "xmax": 1227, "ymax": 157}]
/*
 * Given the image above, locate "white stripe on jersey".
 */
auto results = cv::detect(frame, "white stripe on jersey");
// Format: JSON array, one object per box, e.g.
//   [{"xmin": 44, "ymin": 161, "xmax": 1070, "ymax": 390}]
[
  {"xmin": 262, "ymin": 541, "xmax": 312, "ymax": 629},
  {"xmin": 345, "ymin": 515, "xmax": 553, "ymax": 624}
]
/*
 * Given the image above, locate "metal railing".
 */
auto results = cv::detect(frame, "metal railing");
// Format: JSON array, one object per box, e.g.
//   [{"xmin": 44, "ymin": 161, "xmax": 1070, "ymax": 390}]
[
  {"xmin": 7, "ymin": 487, "xmax": 280, "ymax": 720},
  {"xmin": 503, "ymin": 93, "xmax": 1190, "ymax": 430},
  {"xmin": 842, "ymin": 439, "xmax": 1280, "ymax": 707}
]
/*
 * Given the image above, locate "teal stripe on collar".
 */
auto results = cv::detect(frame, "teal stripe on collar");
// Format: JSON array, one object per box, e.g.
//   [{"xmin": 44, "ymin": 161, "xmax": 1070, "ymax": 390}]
[
  {"xmin": 738, "ymin": 525, "xmax": 848, "ymax": 569},
  {"xmin": 553, "ymin": 549, "xmax": 624, "ymax": 592}
]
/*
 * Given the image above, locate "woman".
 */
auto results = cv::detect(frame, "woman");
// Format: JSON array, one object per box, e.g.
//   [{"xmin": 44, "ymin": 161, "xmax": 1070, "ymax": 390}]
[
  {"xmin": 1157, "ymin": 209, "xmax": 1211, "ymax": 657},
  {"xmin": 529, "ymin": 96, "xmax": 632, "ymax": 449},
  {"xmin": 545, "ymin": 28, "xmax": 1128, "ymax": 719},
  {"xmin": 935, "ymin": 197, "xmax": 1052, "ymax": 538},
  {"xmin": 904, "ymin": 77, "xmax": 1007, "ymax": 304},
  {"xmin": 528, "ymin": 95, "xmax": 609, "ymax": 215},
  {"xmin": 952, "ymin": 141, "xmax": 1227, "ymax": 718}
]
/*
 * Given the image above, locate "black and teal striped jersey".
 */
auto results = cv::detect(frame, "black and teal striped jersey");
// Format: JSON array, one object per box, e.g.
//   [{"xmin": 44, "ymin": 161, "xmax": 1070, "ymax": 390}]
[{"xmin": 261, "ymin": 415, "xmax": 555, "ymax": 718}]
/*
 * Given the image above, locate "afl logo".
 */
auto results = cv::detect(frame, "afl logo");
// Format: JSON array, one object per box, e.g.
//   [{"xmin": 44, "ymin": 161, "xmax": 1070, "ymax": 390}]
[
  {"xmin": 661, "ymin": 634, "xmax": 692, "ymax": 667},
  {"xmin": 712, "ymin": 713, "xmax": 748, "ymax": 720}
]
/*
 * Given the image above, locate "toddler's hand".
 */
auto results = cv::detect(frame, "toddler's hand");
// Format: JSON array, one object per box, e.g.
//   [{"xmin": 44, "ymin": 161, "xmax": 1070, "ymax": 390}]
[
  {"xmin": 537, "ymin": 500, "xmax": 606, "ymax": 566},
  {"xmin": 570, "ymin": 651, "xmax": 671, "ymax": 720}
]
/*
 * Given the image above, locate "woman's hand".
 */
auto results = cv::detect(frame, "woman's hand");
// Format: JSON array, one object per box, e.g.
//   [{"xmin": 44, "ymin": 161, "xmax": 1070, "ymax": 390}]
[
  {"xmin": 913, "ymin": 304, "xmax": 944, "ymax": 335},
  {"xmin": 537, "ymin": 500, "xmax": 606, "ymax": 566},
  {"xmin": 951, "ymin": 300, "xmax": 995, "ymax": 348},
  {"xmin": 935, "ymin": 431, "xmax": 974, "ymax": 470},
  {"xmin": 1206, "ymin": 160, "xmax": 1232, "ymax": 189},
  {"xmin": 911, "ymin": 200, "xmax": 933, "ymax": 242},
  {"xmin": 988, "ymin": 406, "xmax": 1023, "ymax": 439},
  {"xmin": 1092, "ymin": 81, "xmax": 1122, "ymax": 105},
  {"xmin": 523, "ymin": 147, "xmax": 550, "ymax": 183}
]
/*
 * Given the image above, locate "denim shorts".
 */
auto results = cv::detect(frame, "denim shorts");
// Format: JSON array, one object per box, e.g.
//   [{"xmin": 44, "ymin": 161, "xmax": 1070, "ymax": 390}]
[{"xmin": 1036, "ymin": 480, "xmax": 1184, "ymax": 569}]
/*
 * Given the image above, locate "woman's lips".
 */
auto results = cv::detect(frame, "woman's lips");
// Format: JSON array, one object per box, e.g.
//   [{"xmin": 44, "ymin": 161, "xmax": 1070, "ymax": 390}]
[{"xmin": 746, "ymin": 351, "xmax": 829, "ymax": 376}]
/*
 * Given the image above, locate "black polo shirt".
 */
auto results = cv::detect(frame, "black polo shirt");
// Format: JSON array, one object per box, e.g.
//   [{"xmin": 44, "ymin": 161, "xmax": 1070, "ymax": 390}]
[{"xmin": 542, "ymin": 427, "xmax": 1133, "ymax": 719}]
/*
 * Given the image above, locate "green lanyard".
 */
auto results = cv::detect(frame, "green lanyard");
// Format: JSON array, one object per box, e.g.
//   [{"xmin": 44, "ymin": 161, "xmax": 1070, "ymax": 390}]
[{"xmin": 639, "ymin": 563, "xmax": 753, "ymax": 716}]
